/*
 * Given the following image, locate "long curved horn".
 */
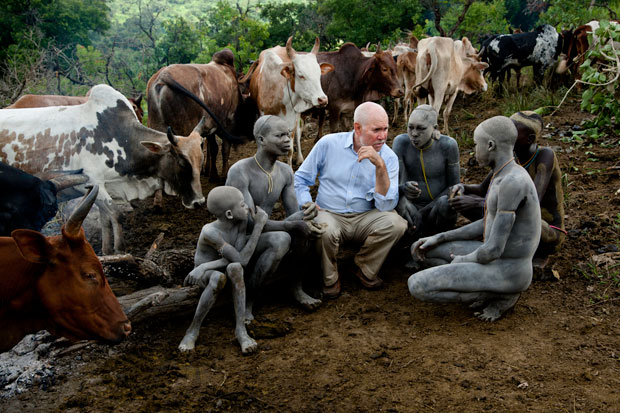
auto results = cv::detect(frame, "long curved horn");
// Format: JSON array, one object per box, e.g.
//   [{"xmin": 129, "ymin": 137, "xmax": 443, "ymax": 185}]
[
  {"xmin": 167, "ymin": 127, "xmax": 178, "ymax": 146},
  {"xmin": 65, "ymin": 184, "xmax": 99, "ymax": 236},
  {"xmin": 49, "ymin": 174, "xmax": 89, "ymax": 191},
  {"xmin": 286, "ymin": 36, "xmax": 296, "ymax": 59},
  {"xmin": 311, "ymin": 37, "xmax": 320, "ymax": 54}
]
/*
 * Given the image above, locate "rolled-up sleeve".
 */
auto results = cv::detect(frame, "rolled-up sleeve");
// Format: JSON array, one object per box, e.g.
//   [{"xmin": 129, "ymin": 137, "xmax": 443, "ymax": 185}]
[
  {"xmin": 294, "ymin": 140, "xmax": 324, "ymax": 209},
  {"xmin": 365, "ymin": 153, "xmax": 400, "ymax": 211}
]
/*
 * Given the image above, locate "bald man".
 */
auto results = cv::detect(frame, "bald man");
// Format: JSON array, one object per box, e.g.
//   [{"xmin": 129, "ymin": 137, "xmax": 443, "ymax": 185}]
[
  {"xmin": 409, "ymin": 116, "xmax": 541, "ymax": 321},
  {"xmin": 295, "ymin": 102, "xmax": 407, "ymax": 298}
]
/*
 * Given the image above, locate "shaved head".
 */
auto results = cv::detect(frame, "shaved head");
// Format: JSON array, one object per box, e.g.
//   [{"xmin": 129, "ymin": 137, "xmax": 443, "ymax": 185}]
[
  {"xmin": 354, "ymin": 101, "xmax": 388, "ymax": 127},
  {"xmin": 207, "ymin": 186, "xmax": 244, "ymax": 216}
]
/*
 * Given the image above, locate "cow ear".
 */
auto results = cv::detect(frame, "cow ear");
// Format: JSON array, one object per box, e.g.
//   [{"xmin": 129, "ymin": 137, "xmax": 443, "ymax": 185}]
[
  {"xmin": 141, "ymin": 141, "xmax": 171, "ymax": 154},
  {"xmin": 280, "ymin": 63, "xmax": 294, "ymax": 80},
  {"xmin": 361, "ymin": 59, "xmax": 377, "ymax": 81},
  {"xmin": 476, "ymin": 62, "xmax": 489, "ymax": 70},
  {"xmin": 320, "ymin": 63, "xmax": 334, "ymax": 75},
  {"xmin": 11, "ymin": 229, "xmax": 51, "ymax": 264}
]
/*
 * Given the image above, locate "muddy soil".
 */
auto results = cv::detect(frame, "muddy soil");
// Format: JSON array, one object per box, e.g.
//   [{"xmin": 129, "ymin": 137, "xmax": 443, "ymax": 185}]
[{"xmin": 1, "ymin": 90, "xmax": 619, "ymax": 412}]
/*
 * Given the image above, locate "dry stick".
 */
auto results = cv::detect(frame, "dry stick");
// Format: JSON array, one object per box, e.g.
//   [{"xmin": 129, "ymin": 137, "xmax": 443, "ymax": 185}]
[
  {"xmin": 552, "ymin": 27, "xmax": 620, "ymax": 116},
  {"xmin": 586, "ymin": 297, "xmax": 620, "ymax": 307}
]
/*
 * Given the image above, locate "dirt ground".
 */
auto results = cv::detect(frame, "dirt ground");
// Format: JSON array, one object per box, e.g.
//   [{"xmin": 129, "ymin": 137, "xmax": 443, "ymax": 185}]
[{"xmin": 1, "ymin": 88, "xmax": 619, "ymax": 412}]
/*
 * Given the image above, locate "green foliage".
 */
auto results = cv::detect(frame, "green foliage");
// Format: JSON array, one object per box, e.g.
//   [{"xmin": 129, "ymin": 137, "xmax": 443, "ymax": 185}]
[
  {"xmin": 504, "ymin": 0, "xmax": 539, "ymax": 31},
  {"xmin": 538, "ymin": 0, "xmax": 618, "ymax": 28},
  {"xmin": 0, "ymin": 0, "xmax": 110, "ymax": 63},
  {"xmin": 319, "ymin": 0, "xmax": 423, "ymax": 47},
  {"xmin": 157, "ymin": 17, "xmax": 201, "ymax": 65},
  {"xmin": 442, "ymin": 0, "xmax": 509, "ymax": 41},
  {"xmin": 576, "ymin": 20, "xmax": 620, "ymax": 145},
  {"xmin": 260, "ymin": 1, "xmax": 331, "ymax": 50},
  {"xmin": 197, "ymin": 1, "xmax": 269, "ymax": 71}
]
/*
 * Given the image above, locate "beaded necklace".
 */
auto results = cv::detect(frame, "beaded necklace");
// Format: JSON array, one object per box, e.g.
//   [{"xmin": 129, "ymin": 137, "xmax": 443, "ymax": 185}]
[
  {"xmin": 419, "ymin": 139, "xmax": 434, "ymax": 200},
  {"xmin": 483, "ymin": 157, "xmax": 515, "ymax": 241},
  {"xmin": 517, "ymin": 145, "xmax": 539, "ymax": 169},
  {"xmin": 254, "ymin": 155, "xmax": 275, "ymax": 193}
]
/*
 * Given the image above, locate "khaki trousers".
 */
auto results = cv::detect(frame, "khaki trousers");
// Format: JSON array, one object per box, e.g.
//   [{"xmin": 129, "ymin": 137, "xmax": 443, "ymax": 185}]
[{"xmin": 315, "ymin": 209, "xmax": 407, "ymax": 286}]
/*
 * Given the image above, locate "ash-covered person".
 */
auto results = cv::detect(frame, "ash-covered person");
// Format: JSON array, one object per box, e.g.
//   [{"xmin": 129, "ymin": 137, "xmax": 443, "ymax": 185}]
[
  {"xmin": 392, "ymin": 105, "xmax": 460, "ymax": 239},
  {"xmin": 409, "ymin": 116, "xmax": 541, "ymax": 321},
  {"xmin": 179, "ymin": 186, "xmax": 267, "ymax": 354},
  {"xmin": 225, "ymin": 115, "xmax": 325, "ymax": 316},
  {"xmin": 449, "ymin": 111, "xmax": 565, "ymax": 269},
  {"xmin": 294, "ymin": 102, "xmax": 407, "ymax": 299}
]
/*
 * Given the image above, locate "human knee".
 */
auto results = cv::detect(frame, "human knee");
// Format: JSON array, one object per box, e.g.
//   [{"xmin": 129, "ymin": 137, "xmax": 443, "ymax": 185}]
[
  {"xmin": 407, "ymin": 273, "xmax": 429, "ymax": 300},
  {"xmin": 226, "ymin": 262, "xmax": 244, "ymax": 280},
  {"xmin": 373, "ymin": 212, "xmax": 407, "ymax": 239},
  {"xmin": 209, "ymin": 272, "xmax": 227, "ymax": 291},
  {"xmin": 271, "ymin": 232, "xmax": 292, "ymax": 257}
]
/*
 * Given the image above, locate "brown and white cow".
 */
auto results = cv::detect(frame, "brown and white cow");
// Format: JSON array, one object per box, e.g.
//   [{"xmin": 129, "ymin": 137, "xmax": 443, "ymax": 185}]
[
  {"xmin": 147, "ymin": 49, "xmax": 256, "ymax": 181},
  {"xmin": 0, "ymin": 185, "xmax": 131, "ymax": 352},
  {"xmin": 314, "ymin": 43, "xmax": 403, "ymax": 140},
  {"xmin": 414, "ymin": 36, "xmax": 488, "ymax": 132},
  {"xmin": 8, "ymin": 92, "xmax": 145, "ymax": 124},
  {"xmin": 393, "ymin": 36, "xmax": 419, "ymax": 124},
  {"xmin": 241, "ymin": 36, "xmax": 334, "ymax": 165},
  {"xmin": 0, "ymin": 84, "xmax": 205, "ymax": 254},
  {"xmin": 557, "ymin": 21, "xmax": 620, "ymax": 78}
]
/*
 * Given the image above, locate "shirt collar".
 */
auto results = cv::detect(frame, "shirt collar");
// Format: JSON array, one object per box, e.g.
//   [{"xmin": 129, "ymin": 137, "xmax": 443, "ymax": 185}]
[{"xmin": 344, "ymin": 131, "xmax": 355, "ymax": 149}]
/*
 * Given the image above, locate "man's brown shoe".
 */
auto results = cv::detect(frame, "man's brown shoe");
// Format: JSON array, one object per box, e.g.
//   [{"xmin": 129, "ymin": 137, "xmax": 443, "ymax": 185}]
[
  {"xmin": 354, "ymin": 269, "xmax": 383, "ymax": 289},
  {"xmin": 323, "ymin": 279, "xmax": 341, "ymax": 299}
]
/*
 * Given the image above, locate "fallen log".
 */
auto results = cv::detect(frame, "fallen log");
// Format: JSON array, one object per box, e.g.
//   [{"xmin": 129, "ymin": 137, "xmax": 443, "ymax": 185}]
[{"xmin": 117, "ymin": 285, "xmax": 201, "ymax": 322}]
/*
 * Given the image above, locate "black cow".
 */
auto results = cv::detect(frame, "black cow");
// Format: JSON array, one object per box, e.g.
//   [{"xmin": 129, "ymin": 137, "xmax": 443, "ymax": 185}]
[
  {"xmin": 0, "ymin": 162, "xmax": 89, "ymax": 235},
  {"xmin": 479, "ymin": 24, "xmax": 563, "ymax": 86}
]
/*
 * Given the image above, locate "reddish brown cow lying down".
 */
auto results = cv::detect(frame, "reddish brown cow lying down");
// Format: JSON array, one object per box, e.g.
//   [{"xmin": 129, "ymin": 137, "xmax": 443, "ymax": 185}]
[{"xmin": 0, "ymin": 185, "xmax": 131, "ymax": 352}]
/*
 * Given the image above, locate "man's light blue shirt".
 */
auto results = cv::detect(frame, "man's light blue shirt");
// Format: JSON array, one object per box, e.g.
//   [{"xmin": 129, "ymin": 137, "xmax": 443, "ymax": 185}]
[{"xmin": 294, "ymin": 131, "xmax": 399, "ymax": 213}]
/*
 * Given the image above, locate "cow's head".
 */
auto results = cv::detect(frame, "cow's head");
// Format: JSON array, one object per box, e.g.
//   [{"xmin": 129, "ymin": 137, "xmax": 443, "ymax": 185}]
[
  {"xmin": 128, "ymin": 94, "xmax": 144, "ymax": 123},
  {"xmin": 280, "ymin": 36, "xmax": 334, "ymax": 112},
  {"xmin": 361, "ymin": 44, "xmax": 404, "ymax": 101},
  {"xmin": 460, "ymin": 57, "xmax": 489, "ymax": 94},
  {"xmin": 10, "ymin": 185, "xmax": 131, "ymax": 344},
  {"xmin": 141, "ymin": 121, "xmax": 205, "ymax": 209}
]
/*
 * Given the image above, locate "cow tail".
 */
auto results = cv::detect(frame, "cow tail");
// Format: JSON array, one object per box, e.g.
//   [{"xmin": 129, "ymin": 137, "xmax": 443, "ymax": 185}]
[
  {"xmin": 412, "ymin": 47, "xmax": 436, "ymax": 95},
  {"xmin": 159, "ymin": 73, "xmax": 246, "ymax": 145},
  {"xmin": 238, "ymin": 60, "xmax": 258, "ymax": 84}
]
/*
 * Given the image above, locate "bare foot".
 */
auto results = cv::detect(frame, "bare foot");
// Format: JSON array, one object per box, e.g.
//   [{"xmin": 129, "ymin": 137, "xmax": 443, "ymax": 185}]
[
  {"xmin": 236, "ymin": 327, "xmax": 258, "ymax": 355},
  {"xmin": 292, "ymin": 287, "xmax": 322, "ymax": 311},
  {"xmin": 245, "ymin": 301, "xmax": 254, "ymax": 325},
  {"xmin": 532, "ymin": 256, "xmax": 549, "ymax": 269},
  {"xmin": 475, "ymin": 293, "xmax": 521, "ymax": 322},
  {"xmin": 178, "ymin": 331, "xmax": 198, "ymax": 352}
]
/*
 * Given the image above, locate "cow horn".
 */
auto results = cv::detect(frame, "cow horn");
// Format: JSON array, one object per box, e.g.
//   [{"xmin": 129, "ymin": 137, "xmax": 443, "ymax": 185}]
[
  {"xmin": 286, "ymin": 36, "xmax": 296, "ymax": 59},
  {"xmin": 311, "ymin": 37, "xmax": 320, "ymax": 54},
  {"xmin": 49, "ymin": 174, "xmax": 89, "ymax": 191},
  {"xmin": 193, "ymin": 116, "xmax": 207, "ymax": 135},
  {"xmin": 376, "ymin": 43, "xmax": 382, "ymax": 53},
  {"xmin": 167, "ymin": 126, "xmax": 179, "ymax": 146},
  {"xmin": 65, "ymin": 184, "xmax": 99, "ymax": 237}
]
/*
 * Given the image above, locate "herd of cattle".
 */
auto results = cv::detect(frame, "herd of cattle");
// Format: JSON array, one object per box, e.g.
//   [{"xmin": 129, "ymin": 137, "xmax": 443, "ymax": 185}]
[{"xmin": 0, "ymin": 20, "xmax": 610, "ymax": 351}]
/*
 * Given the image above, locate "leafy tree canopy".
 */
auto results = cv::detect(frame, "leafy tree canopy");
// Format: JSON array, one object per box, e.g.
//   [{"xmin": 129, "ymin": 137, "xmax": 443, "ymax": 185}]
[{"xmin": 319, "ymin": 0, "xmax": 423, "ymax": 47}]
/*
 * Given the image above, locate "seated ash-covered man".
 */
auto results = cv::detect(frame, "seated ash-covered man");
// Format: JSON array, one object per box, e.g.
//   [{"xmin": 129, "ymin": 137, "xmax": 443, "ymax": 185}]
[
  {"xmin": 225, "ymin": 115, "xmax": 325, "ymax": 315},
  {"xmin": 408, "ymin": 116, "xmax": 541, "ymax": 321},
  {"xmin": 179, "ymin": 186, "xmax": 267, "ymax": 354},
  {"xmin": 449, "ymin": 111, "xmax": 565, "ymax": 269},
  {"xmin": 294, "ymin": 101, "xmax": 407, "ymax": 299},
  {"xmin": 392, "ymin": 104, "xmax": 460, "ymax": 238}
]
